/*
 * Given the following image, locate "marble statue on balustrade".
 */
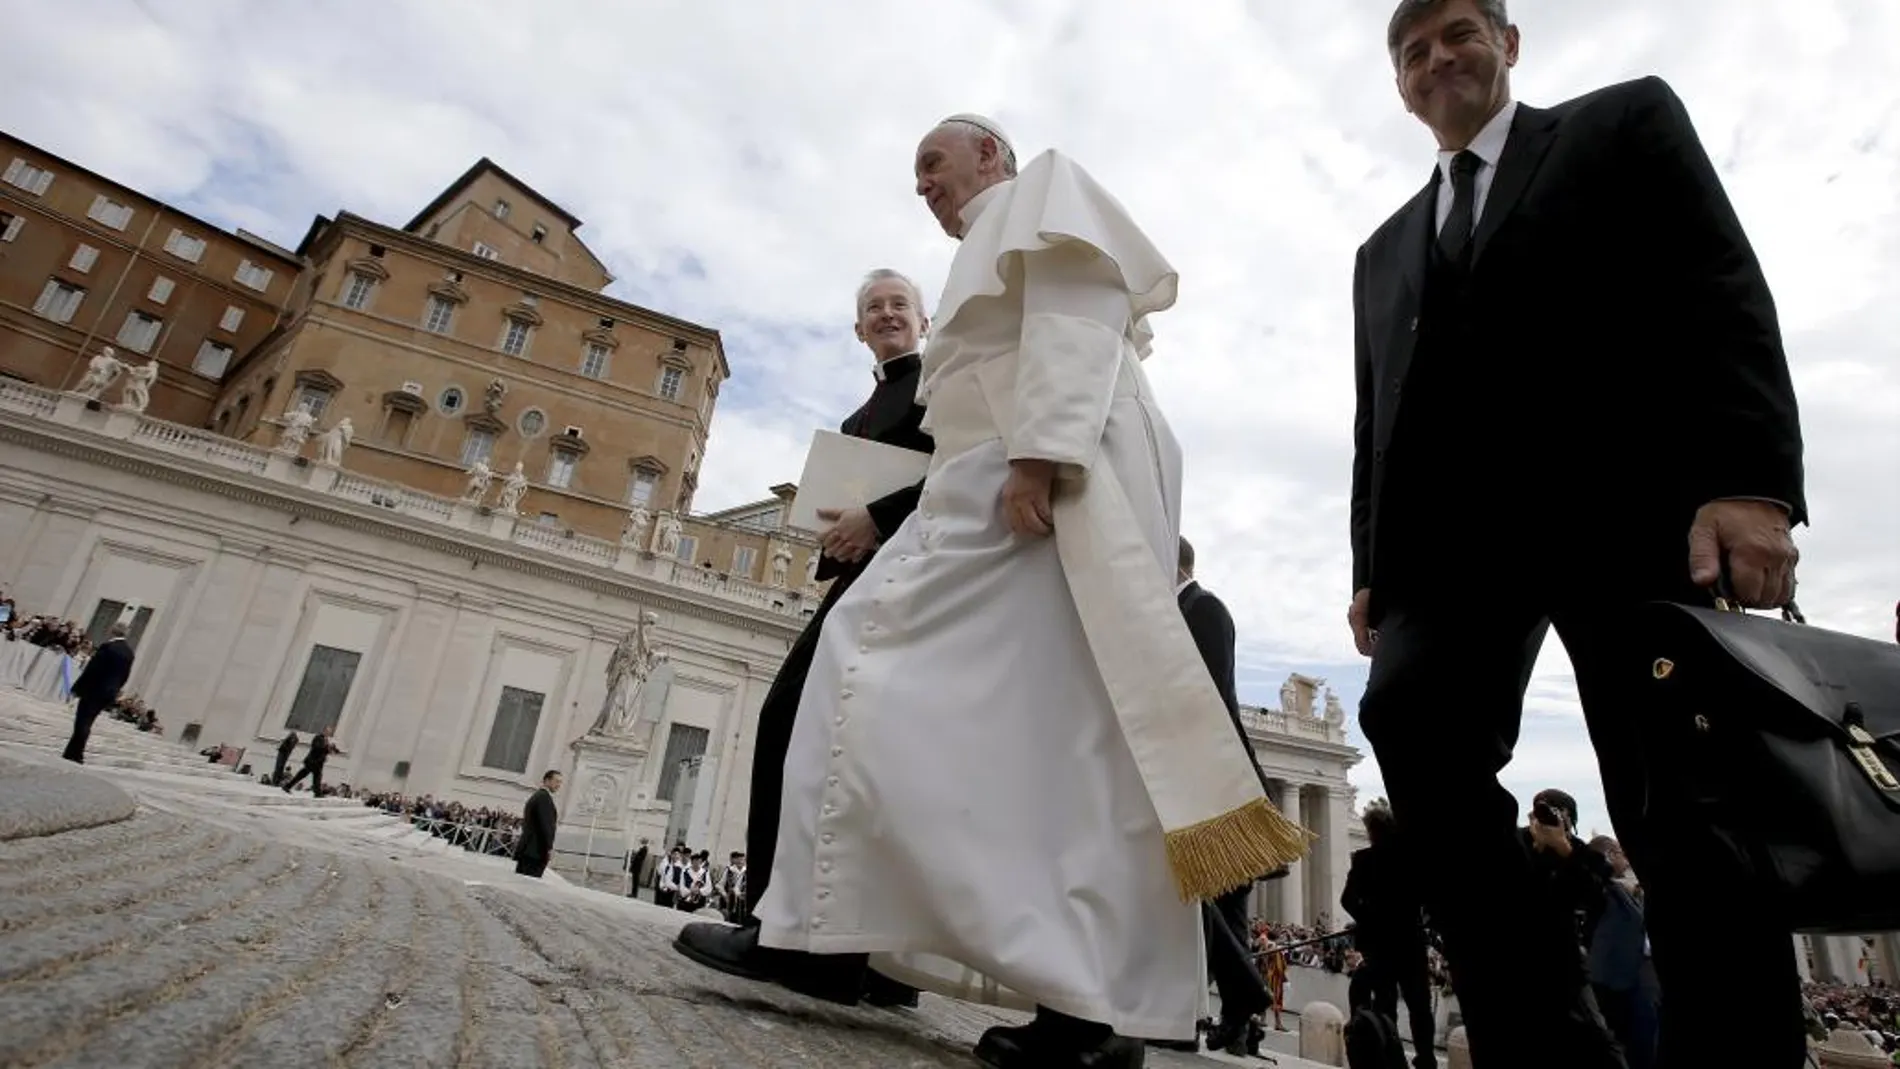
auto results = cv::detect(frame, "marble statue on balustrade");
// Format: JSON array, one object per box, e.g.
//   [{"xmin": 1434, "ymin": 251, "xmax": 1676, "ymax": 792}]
[
  {"xmin": 315, "ymin": 417, "xmax": 354, "ymax": 467},
  {"xmin": 117, "ymin": 360, "xmax": 159, "ymax": 414},
  {"xmin": 769, "ymin": 541, "xmax": 793, "ymax": 588},
  {"xmin": 803, "ymin": 546, "xmax": 821, "ymax": 591},
  {"xmin": 1280, "ymin": 679, "xmax": 1299, "ymax": 716},
  {"xmin": 275, "ymin": 408, "xmax": 316, "ymax": 454},
  {"xmin": 496, "ymin": 463, "xmax": 529, "ymax": 514},
  {"xmin": 1323, "ymin": 688, "xmax": 1345, "ymax": 726},
  {"xmin": 622, "ymin": 506, "xmax": 651, "ymax": 549},
  {"xmin": 73, "ymin": 347, "xmax": 124, "ymax": 401},
  {"xmin": 587, "ymin": 610, "xmax": 668, "ymax": 738},
  {"xmin": 462, "ymin": 460, "xmax": 494, "ymax": 504},
  {"xmin": 654, "ymin": 511, "xmax": 682, "ymax": 558}
]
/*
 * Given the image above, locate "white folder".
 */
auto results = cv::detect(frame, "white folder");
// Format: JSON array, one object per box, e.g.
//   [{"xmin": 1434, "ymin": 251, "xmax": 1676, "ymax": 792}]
[{"xmin": 786, "ymin": 429, "xmax": 930, "ymax": 533}]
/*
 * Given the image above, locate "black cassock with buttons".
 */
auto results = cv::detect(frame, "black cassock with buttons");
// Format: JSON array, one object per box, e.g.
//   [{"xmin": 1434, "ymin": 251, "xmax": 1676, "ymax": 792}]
[{"xmin": 743, "ymin": 352, "xmax": 933, "ymax": 917}]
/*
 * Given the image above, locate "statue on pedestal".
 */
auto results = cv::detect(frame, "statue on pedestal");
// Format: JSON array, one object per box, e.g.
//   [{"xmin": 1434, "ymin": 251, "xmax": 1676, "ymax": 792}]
[
  {"xmin": 315, "ymin": 417, "xmax": 354, "ymax": 467},
  {"xmin": 462, "ymin": 460, "xmax": 494, "ymax": 503},
  {"xmin": 483, "ymin": 378, "xmax": 507, "ymax": 415},
  {"xmin": 588, "ymin": 611, "xmax": 668, "ymax": 737},
  {"xmin": 497, "ymin": 462, "xmax": 529, "ymax": 514},
  {"xmin": 654, "ymin": 511, "xmax": 682, "ymax": 558},
  {"xmin": 769, "ymin": 541, "xmax": 792, "ymax": 588},
  {"xmin": 117, "ymin": 360, "xmax": 159, "ymax": 413},
  {"xmin": 74, "ymin": 347, "xmax": 124, "ymax": 400},
  {"xmin": 1323, "ymin": 688, "xmax": 1346, "ymax": 727},
  {"xmin": 276, "ymin": 408, "xmax": 315, "ymax": 454},
  {"xmin": 622, "ymin": 506, "xmax": 651, "ymax": 549},
  {"xmin": 1280, "ymin": 679, "xmax": 1299, "ymax": 717},
  {"xmin": 804, "ymin": 548, "xmax": 822, "ymax": 591}
]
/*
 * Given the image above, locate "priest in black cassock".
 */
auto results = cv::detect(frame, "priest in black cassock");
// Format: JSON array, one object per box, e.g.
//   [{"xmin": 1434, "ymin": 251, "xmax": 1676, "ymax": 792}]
[
  {"xmin": 676, "ymin": 269, "xmax": 933, "ymax": 1005},
  {"xmin": 1173, "ymin": 538, "xmax": 1275, "ymax": 1055}
]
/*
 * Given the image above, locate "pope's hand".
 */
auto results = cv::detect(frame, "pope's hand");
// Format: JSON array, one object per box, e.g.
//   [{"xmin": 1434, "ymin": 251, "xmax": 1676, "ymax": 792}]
[
  {"xmin": 816, "ymin": 507, "xmax": 880, "ymax": 563},
  {"xmin": 1002, "ymin": 459, "xmax": 1056, "ymax": 538},
  {"xmin": 1687, "ymin": 499, "xmax": 1798, "ymax": 608},
  {"xmin": 1348, "ymin": 588, "xmax": 1376, "ymax": 657}
]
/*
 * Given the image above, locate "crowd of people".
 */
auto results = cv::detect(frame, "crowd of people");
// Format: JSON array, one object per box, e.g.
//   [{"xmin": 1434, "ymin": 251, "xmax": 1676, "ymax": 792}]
[
  {"xmin": 1803, "ymin": 981, "xmax": 1899, "ymax": 1058},
  {"xmin": 356, "ymin": 790, "xmax": 526, "ymax": 857}
]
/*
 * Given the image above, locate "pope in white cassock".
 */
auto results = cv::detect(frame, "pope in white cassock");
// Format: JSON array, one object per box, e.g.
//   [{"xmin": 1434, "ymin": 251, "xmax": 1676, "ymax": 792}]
[{"xmin": 746, "ymin": 116, "xmax": 1309, "ymax": 1068}]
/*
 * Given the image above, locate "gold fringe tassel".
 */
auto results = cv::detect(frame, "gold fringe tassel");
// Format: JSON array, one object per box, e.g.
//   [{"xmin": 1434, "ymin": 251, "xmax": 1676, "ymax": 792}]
[{"xmin": 1163, "ymin": 797, "xmax": 1318, "ymax": 903}]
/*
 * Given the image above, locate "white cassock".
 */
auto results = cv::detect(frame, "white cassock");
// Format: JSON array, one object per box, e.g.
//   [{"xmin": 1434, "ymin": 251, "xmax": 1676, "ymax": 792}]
[{"xmin": 758, "ymin": 150, "xmax": 1306, "ymax": 1041}]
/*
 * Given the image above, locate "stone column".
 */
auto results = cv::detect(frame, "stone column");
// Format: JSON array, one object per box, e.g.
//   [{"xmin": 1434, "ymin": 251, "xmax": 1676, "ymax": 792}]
[
  {"xmin": 1303, "ymin": 785, "xmax": 1336, "ymax": 929},
  {"xmin": 1280, "ymin": 780, "xmax": 1306, "ymax": 925},
  {"xmin": 1795, "ymin": 935, "xmax": 1814, "ymax": 983}
]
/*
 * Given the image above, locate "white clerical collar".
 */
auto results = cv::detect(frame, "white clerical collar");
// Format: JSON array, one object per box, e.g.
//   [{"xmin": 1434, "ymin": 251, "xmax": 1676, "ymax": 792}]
[
  {"xmin": 1175, "ymin": 577, "xmax": 1194, "ymax": 595},
  {"xmin": 956, "ymin": 181, "xmax": 1009, "ymax": 238},
  {"xmin": 872, "ymin": 351, "xmax": 920, "ymax": 381},
  {"xmin": 1437, "ymin": 98, "xmax": 1517, "ymax": 179}
]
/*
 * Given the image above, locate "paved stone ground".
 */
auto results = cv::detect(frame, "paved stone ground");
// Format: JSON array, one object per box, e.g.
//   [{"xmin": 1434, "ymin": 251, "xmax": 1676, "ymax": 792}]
[{"xmin": 0, "ymin": 752, "xmax": 1314, "ymax": 1069}]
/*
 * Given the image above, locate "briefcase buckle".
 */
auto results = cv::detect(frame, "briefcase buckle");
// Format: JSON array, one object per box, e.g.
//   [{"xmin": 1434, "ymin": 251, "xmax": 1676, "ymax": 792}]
[{"xmin": 1845, "ymin": 724, "xmax": 1900, "ymax": 793}]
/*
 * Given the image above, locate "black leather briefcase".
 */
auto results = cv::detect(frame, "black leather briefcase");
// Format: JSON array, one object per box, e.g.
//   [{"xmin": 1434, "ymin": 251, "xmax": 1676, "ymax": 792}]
[{"xmin": 1632, "ymin": 599, "xmax": 1900, "ymax": 933}]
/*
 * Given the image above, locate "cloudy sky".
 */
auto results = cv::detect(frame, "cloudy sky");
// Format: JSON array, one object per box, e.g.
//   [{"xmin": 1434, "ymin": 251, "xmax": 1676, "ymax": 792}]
[{"xmin": 7, "ymin": 0, "xmax": 1895, "ymax": 835}]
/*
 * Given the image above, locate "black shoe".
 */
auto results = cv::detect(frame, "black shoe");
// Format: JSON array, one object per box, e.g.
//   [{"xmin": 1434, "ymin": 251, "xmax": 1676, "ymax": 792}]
[
  {"xmin": 673, "ymin": 920, "xmax": 776, "ymax": 982},
  {"xmin": 862, "ymin": 968, "xmax": 920, "ymax": 1009},
  {"xmin": 671, "ymin": 920, "xmax": 865, "ymax": 1006},
  {"xmin": 1205, "ymin": 1016, "xmax": 1247, "ymax": 1054},
  {"xmin": 976, "ymin": 1021, "xmax": 1144, "ymax": 1068},
  {"xmin": 1144, "ymin": 1037, "xmax": 1199, "ymax": 1052}
]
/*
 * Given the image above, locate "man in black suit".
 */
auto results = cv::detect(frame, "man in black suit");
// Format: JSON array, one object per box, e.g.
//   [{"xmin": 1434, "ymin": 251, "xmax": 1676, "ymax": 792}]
[
  {"xmin": 1174, "ymin": 538, "xmax": 1273, "ymax": 1054},
  {"xmin": 514, "ymin": 770, "xmax": 561, "ymax": 878},
  {"xmin": 281, "ymin": 724, "xmax": 342, "ymax": 796},
  {"xmin": 675, "ymin": 269, "xmax": 933, "ymax": 1004},
  {"xmin": 1348, "ymin": 2, "xmax": 1805, "ymax": 1065},
  {"xmin": 1341, "ymin": 802, "xmax": 1436, "ymax": 1069},
  {"xmin": 62, "ymin": 622, "xmax": 135, "ymax": 763}
]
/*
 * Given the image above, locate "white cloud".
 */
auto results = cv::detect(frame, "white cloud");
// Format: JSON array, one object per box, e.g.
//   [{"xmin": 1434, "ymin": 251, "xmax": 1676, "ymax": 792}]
[{"xmin": 7, "ymin": 0, "xmax": 1894, "ymax": 840}]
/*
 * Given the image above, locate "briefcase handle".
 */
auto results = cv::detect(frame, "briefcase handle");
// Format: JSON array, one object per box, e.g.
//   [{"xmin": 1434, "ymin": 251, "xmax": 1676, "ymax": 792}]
[{"xmin": 1712, "ymin": 566, "xmax": 1806, "ymax": 624}]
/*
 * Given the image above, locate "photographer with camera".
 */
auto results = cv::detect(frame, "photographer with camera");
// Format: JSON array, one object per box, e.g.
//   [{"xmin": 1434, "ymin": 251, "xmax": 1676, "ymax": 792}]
[{"xmin": 1522, "ymin": 790, "xmax": 1616, "ymax": 955}]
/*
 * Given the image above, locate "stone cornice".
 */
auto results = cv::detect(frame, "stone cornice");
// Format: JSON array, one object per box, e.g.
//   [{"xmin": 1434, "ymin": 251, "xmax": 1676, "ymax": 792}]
[
  {"xmin": 294, "ymin": 368, "xmax": 345, "ymax": 393},
  {"xmin": 547, "ymin": 432, "xmax": 590, "ymax": 457},
  {"xmin": 0, "ymin": 412, "xmax": 804, "ymax": 640},
  {"xmin": 344, "ymin": 256, "xmax": 391, "ymax": 282},
  {"xmin": 381, "ymin": 389, "xmax": 427, "ymax": 415},
  {"xmin": 426, "ymin": 278, "xmax": 471, "ymax": 305},
  {"xmin": 501, "ymin": 300, "xmax": 544, "ymax": 327}
]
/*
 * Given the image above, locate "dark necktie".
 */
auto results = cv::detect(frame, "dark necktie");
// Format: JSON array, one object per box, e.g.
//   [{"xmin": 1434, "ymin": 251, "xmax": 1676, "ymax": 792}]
[{"xmin": 1437, "ymin": 150, "xmax": 1483, "ymax": 266}]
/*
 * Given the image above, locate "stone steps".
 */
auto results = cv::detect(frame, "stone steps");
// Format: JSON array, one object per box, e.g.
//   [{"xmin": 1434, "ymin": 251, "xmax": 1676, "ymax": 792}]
[{"xmin": 0, "ymin": 689, "xmax": 447, "ymax": 855}]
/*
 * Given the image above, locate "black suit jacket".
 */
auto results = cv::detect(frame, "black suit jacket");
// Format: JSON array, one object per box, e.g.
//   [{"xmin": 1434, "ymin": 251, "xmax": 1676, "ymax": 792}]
[
  {"xmin": 813, "ymin": 353, "xmax": 934, "ymax": 585},
  {"xmin": 1178, "ymin": 581, "xmax": 1268, "ymax": 792},
  {"xmin": 1350, "ymin": 78, "xmax": 1804, "ymax": 604},
  {"xmin": 1341, "ymin": 843, "xmax": 1429, "ymax": 960},
  {"xmin": 518, "ymin": 788, "xmax": 558, "ymax": 863},
  {"xmin": 70, "ymin": 638, "xmax": 134, "ymax": 706}
]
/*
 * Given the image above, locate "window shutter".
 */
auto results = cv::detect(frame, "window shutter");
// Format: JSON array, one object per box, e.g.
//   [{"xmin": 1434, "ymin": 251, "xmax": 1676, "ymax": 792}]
[
  {"xmin": 69, "ymin": 245, "xmax": 99, "ymax": 273},
  {"xmin": 148, "ymin": 276, "xmax": 174, "ymax": 303},
  {"xmin": 32, "ymin": 170, "xmax": 52, "ymax": 195},
  {"xmin": 0, "ymin": 215, "xmax": 22, "ymax": 242},
  {"xmin": 2, "ymin": 159, "xmax": 21, "ymax": 185}
]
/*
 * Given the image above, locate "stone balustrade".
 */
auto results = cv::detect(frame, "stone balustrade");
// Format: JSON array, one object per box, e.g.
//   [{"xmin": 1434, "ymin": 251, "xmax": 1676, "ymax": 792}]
[
  {"xmin": 1238, "ymin": 704, "xmax": 1348, "ymax": 745},
  {"xmin": 2, "ymin": 380, "xmax": 817, "ymax": 619}
]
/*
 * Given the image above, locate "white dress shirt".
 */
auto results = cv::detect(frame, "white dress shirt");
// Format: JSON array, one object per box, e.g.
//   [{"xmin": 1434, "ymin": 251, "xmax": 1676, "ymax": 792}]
[{"xmin": 1434, "ymin": 99, "xmax": 1519, "ymax": 236}]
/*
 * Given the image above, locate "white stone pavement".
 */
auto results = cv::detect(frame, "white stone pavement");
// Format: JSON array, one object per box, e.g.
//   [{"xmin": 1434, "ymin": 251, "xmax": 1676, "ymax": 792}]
[{"xmin": 0, "ymin": 688, "xmax": 1337, "ymax": 1068}]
